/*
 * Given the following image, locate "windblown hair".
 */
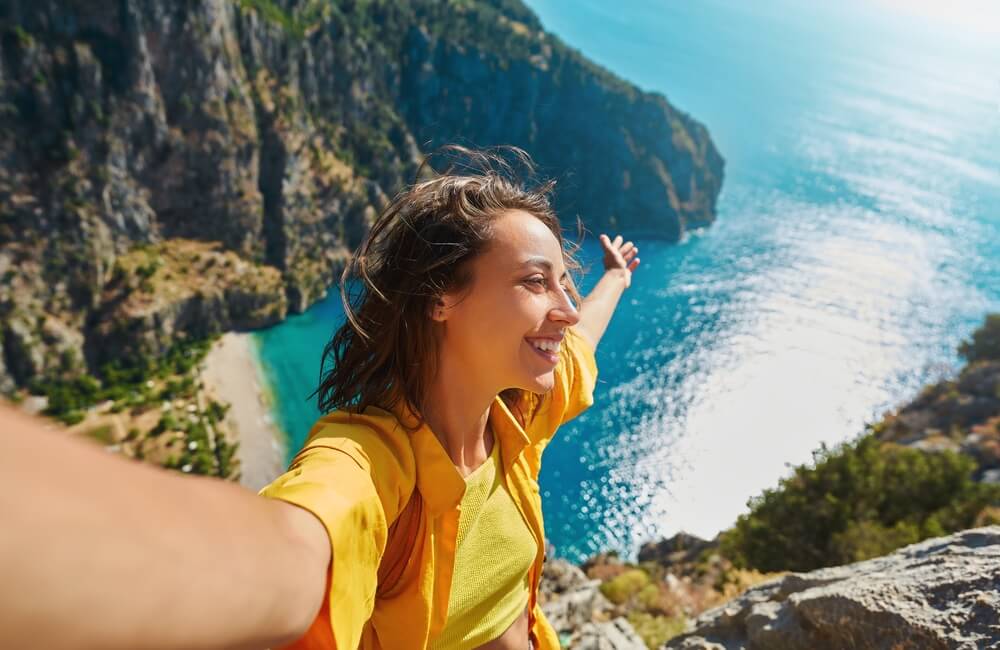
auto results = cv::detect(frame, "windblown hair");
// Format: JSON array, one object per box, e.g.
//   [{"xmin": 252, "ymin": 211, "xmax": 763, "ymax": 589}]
[{"xmin": 312, "ymin": 144, "xmax": 584, "ymax": 430}]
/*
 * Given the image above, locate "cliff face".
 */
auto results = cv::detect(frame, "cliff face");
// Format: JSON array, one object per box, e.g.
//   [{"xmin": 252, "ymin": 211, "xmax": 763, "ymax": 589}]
[
  {"xmin": 874, "ymin": 358, "xmax": 1000, "ymax": 483},
  {"xmin": 0, "ymin": 0, "xmax": 723, "ymax": 389}
]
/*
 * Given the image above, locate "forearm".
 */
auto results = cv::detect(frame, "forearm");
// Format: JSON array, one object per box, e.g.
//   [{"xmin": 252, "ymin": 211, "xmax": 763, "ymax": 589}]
[
  {"xmin": 0, "ymin": 403, "xmax": 322, "ymax": 650},
  {"xmin": 576, "ymin": 268, "xmax": 629, "ymax": 349}
]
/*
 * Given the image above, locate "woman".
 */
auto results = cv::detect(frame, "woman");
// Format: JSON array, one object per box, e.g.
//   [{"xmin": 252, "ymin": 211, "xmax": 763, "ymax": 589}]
[{"xmin": 0, "ymin": 145, "xmax": 638, "ymax": 650}]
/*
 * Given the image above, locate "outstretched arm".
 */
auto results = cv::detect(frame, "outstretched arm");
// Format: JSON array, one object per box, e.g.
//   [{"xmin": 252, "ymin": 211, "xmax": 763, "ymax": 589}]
[
  {"xmin": 575, "ymin": 234, "xmax": 640, "ymax": 350},
  {"xmin": 0, "ymin": 402, "xmax": 330, "ymax": 650}
]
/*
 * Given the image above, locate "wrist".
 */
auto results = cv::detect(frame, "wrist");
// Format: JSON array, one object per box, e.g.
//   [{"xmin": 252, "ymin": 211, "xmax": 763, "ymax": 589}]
[{"xmin": 604, "ymin": 268, "xmax": 629, "ymax": 286}]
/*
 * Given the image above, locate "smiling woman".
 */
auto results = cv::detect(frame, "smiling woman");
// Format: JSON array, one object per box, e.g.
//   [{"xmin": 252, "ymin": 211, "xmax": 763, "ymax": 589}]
[
  {"xmin": 0, "ymin": 144, "xmax": 638, "ymax": 650},
  {"xmin": 262, "ymin": 145, "xmax": 640, "ymax": 650}
]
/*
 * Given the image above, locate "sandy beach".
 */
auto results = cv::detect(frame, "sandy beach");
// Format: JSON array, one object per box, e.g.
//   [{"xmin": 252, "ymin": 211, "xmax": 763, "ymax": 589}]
[{"xmin": 201, "ymin": 332, "xmax": 287, "ymax": 492}]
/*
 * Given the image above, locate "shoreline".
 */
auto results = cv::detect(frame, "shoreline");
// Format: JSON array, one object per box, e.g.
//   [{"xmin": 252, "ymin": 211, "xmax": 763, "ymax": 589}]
[{"xmin": 201, "ymin": 332, "xmax": 287, "ymax": 492}]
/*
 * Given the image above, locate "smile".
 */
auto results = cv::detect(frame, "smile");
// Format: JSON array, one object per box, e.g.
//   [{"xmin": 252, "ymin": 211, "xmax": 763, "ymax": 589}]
[{"xmin": 525, "ymin": 337, "xmax": 560, "ymax": 364}]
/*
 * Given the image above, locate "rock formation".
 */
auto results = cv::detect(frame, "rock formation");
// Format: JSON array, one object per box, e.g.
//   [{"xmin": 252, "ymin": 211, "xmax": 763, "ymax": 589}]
[
  {"xmin": 541, "ymin": 557, "xmax": 648, "ymax": 650},
  {"xmin": 665, "ymin": 526, "xmax": 1000, "ymax": 650},
  {"xmin": 875, "ymin": 358, "xmax": 1000, "ymax": 484}
]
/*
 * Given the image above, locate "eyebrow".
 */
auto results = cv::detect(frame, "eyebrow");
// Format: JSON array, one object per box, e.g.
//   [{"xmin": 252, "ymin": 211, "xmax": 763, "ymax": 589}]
[{"xmin": 521, "ymin": 256, "xmax": 568, "ymax": 279}]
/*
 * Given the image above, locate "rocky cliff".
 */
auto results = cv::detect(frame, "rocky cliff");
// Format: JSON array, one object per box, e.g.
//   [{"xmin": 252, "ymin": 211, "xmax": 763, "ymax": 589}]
[
  {"xmin": 0, "ymin": 0, "xmax": 724, "ymax": 391},
  {"xmin": 538, "ymin": 527, "xmax": 1000, "ymax": 649},
  {"xmin": 664, "ymin": 526, "xmax": 1000, "ymax": 649}
]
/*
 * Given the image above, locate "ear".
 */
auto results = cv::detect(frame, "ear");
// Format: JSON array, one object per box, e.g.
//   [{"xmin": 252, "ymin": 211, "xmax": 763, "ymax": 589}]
[
  {"xmin": 429, "ymin": 295, "xmax": 451, "ymax": 322},
  {"xmin": 431, "ymin": 283, "xmax": 469, "ymax": 322}
]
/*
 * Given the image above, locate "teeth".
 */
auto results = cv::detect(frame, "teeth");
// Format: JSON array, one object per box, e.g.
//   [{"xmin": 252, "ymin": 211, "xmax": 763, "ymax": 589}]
[{"xmin": 529, "ymin": 339, "xmax": 560, "ymax": 354}]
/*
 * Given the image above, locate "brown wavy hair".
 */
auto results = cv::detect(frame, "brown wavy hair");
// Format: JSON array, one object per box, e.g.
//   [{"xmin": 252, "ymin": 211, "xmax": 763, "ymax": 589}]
[{"xmin": 312, "ymin": 144, "xmax": 584, "ymax": 430}]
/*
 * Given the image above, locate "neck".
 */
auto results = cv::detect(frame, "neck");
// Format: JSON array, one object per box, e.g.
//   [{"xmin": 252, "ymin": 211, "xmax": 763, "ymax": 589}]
[{"xmin": 421, "ymin": 347, "xmax": 498, "ymax": 476}]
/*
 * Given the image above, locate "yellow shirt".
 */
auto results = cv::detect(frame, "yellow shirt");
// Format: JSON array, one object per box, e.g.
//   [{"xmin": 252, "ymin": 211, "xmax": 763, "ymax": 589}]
[
  {"xmin": 258, "ymin": 325, "xmax": 598, "ymax": 650},
  {"xmin": 428, "ymin": 435, "xmax": 536, "ymax": 649}
]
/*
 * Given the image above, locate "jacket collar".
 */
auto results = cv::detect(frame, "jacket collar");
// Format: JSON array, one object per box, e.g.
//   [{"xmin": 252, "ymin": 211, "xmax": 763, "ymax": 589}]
[{"xmin": 386, "ymin": 395, "xmax": 532, "ymax": 516}]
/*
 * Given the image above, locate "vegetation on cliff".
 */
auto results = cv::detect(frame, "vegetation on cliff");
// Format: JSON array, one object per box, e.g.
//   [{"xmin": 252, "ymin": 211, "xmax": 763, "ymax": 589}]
[
  {"xmin": 718, "ymin": 433, "xmax": 1000, "ymax": 572},
  {"xmin": 26, "ymin": 332, "xmax": 241, "ymax": 480},
  {"xmin": 0, "ymin": 0, "xmax": 723, "ymax": 402}
]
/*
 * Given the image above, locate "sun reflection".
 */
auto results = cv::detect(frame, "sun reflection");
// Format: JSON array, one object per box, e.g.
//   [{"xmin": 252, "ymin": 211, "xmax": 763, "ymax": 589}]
[{"xmin": 654, "ymin": 213, "xmax": 936, "ymax": 539}]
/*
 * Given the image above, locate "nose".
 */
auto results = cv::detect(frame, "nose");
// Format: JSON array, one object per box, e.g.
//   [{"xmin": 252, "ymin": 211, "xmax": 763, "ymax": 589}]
[{"xmin": 549, "ymin": 284, "xmax": 580, "ymax": 326}]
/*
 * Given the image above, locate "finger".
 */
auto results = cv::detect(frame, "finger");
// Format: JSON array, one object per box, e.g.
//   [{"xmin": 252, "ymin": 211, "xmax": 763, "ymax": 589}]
[
  {"xmin": 628, "ymin": 257, "xmax": 640, "ymax": 271},
  {"xmin": 624, "ymin": 248, "xmax": 638, "ymax": 261},
  {"xmin": 599, "ymin": 233, "xmax": 612, "ymax": 249},
  {"xmin": 613, "ymin": 235, "xmax": 623, "ymax": 248},
  {"xmin": 620, "ymin": 241, "xmax": 635, "ymax": 254}
]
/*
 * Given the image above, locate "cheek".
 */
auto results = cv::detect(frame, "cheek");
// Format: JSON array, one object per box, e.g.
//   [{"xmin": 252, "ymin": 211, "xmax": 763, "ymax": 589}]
[
  {"xmin": 451, "ymin": 288, "xmax": 543, "ymax": 356},
  {"xmin": 452, "ymin": 295, "xmax": 524, "ymax": 345},
  {"xmin": 484, "ymin": 290, "xmax": 541, "ymax": 330}
]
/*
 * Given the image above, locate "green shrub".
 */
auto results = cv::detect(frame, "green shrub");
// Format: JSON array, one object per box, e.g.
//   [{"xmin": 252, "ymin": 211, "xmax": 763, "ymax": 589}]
[
  {"xmin": 626, "ymin": 611, "xmax": 688, "ymax": 649},
  {"xmin": 61, "ymin": 409, "xmax": 84, "ymax": 425},
  {"xmin": 719, "ymin": 433, "xmax": 1000, "ymax": 572},
  {"xmin": 958, "ymin": 313, "xmax": 1000, "ymax": 363},
  {"xmin": 84, "ymin": 424, "xmax": 114, "ymax": 445},
  {"xmin": 216, "ymin": 435, "xmax": 240, "ymax": 480},
  {"xmin": 205, "ymin": 399, "xmax": 231, "ymax": 424},
  {"xmin": 599, "ymin": 568, "xmax": 650, "ymax": 605},
  {"xmin": 32, "ymin": 375, "xmax": 101, "ymax": 423}
]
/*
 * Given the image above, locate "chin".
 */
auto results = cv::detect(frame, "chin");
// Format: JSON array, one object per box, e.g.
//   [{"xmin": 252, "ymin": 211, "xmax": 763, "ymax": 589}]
[{"xmin": 524, "ymin": 370, "xmax": 556, "ymax": 394}]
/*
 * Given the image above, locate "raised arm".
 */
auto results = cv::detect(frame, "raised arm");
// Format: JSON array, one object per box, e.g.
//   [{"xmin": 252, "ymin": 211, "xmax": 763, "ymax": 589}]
[
  {"xmin": 575, "ymin": 234, "xmax": 640, "ymax": 350},
  {"xmin": 0, "ymin": 401, "xmax": 330, "ymax": 650}
]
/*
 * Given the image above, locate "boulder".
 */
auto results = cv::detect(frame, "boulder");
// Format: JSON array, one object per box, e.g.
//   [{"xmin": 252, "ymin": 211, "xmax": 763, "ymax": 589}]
[
  {"xmin": 664, "ymin": 527, "xmax": 1000, "ymax": 649},
  {"xmin": 638, "ymin": 532, "xmax": 715, "ymax": 568},
  {"xmin": 573, "ymin": 618, "xmax": 648, "ymax": 650},
  {"xmin": 540, "ymin": 559, "xmax": 645, "ymax": 650}
]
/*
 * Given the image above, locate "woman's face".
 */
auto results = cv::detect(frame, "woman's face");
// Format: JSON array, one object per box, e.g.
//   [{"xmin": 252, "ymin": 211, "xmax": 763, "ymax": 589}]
[{"xmin": 433, "ymin": 209, "xmax": 580, "ymax": 394}]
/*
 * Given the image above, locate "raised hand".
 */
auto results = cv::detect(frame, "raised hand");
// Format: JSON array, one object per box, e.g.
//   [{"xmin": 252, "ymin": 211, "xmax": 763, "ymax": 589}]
[{"xmin": 599, "ymin": 234, "xmax": 640, "ymax": 288}]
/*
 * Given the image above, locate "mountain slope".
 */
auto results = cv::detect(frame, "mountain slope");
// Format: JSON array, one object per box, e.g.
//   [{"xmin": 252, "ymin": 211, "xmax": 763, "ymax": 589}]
[{"xmin": 0, "ymin": 0, "xmax": 723, "ymax": 390}]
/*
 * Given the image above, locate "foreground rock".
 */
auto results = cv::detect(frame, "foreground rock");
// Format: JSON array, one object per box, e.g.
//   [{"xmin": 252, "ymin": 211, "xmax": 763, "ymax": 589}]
[
  {"xmin": 540, "ymin": 559, "xmax": 646, "ymax": 649},
  {"xmin": 665, "ymin": 526, "xmax": 1000, "ymax": 650}
]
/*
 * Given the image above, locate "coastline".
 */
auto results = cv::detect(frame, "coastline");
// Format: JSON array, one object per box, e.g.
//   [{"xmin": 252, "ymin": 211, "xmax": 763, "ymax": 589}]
[{"xmin": 201, "ymin": 332, "xmax": 287, "ymax": 492}]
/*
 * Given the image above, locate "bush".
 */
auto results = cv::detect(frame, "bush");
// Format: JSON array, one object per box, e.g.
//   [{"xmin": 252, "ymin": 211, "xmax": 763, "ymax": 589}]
[
  {"xmin": 205, "ymin": 399, "xmax": 231, "ymax": 424},
  {"xmin": 216, "ymin": 436, "xmax": 241, "ymax": 480},
  {"xmin": 626, "ymin": 611, "xmax": 688, "ymax": 649},
  {"xmin": 32, "ymin": 375, "xmax": 101, "ymax": 423},
  {"xmin": 958, "ymin": 313, "xmax": 1000, "ymax": 363},
  {"xmin": 599, "ymin": 568, "xmax": 650, "ymax": 605},
  {"xmin": 84, "ymin": 424, "xmax": 115, "ymax": 445},
  {"xmin": 719, "ymin": 433, "xmax": 1000, "ymax": 572}
]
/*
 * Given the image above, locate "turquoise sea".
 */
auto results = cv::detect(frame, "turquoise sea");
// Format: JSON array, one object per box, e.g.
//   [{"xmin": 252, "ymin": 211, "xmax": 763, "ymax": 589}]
[{"xmin": 255, "ymin": 0, "xmax": 1000, "ymax": 562}]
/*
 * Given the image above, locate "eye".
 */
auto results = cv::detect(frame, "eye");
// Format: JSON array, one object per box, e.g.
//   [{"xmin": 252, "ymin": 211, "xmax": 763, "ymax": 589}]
[
  {"xmin": 524, "ymin": 276, "xmax": 572, "ymax": 296},
  {"xmin": 525, "ymin": 276, "xmax": 547, "ymax": 288}
]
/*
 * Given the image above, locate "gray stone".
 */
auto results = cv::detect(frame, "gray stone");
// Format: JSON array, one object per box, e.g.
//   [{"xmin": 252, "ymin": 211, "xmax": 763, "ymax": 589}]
[
  {"xmin": 540, "ymin": 559, "xmax": 645, "ymax": 649},
  {"xmin": 982, "ymin": 469, "xmax": 1000, "ymax": 484},
  {"xmin": 541, "ymin": 560, "xmax": 613, "ymax": 632},
  {"xmin": 664, "ymin": 527, "xmax": 1000, "ymax": 650},
  {"xmin": 573, "ymin": 618, "xmax": 647, "ymax": 650}
]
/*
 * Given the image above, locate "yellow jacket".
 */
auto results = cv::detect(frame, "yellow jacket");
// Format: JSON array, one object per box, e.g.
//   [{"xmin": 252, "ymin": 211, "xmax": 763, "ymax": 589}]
[{"xmin": 258, "ymin": 326, "xmax": 598, "ymax": 649}]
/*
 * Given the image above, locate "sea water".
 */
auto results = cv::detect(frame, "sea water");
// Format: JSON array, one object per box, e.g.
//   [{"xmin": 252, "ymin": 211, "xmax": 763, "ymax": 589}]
[{"xmin": 255, "ymin": 0, "xmax": 1000, "ymax": 561}]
